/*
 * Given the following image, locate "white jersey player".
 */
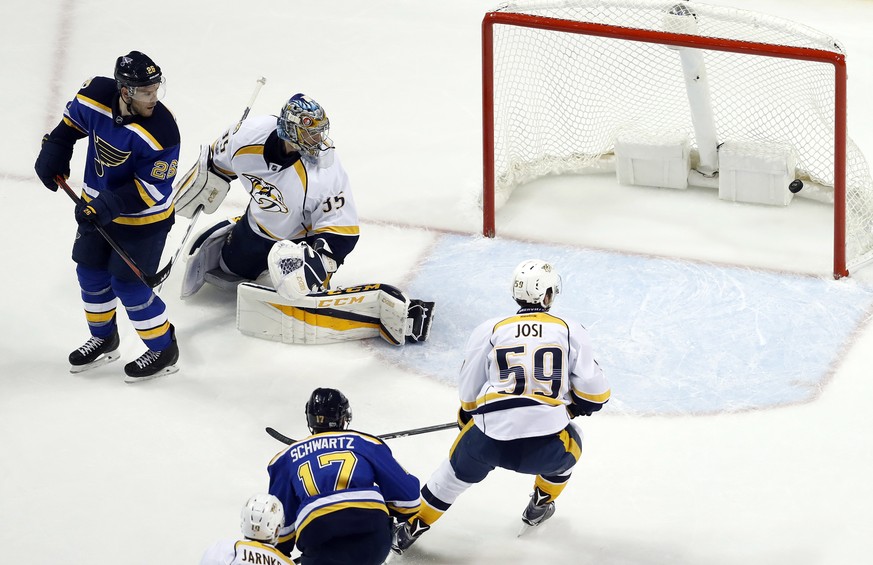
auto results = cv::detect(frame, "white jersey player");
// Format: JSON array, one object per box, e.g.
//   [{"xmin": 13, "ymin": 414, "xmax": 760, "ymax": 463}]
[
  {"xmin": 178, "ymin": 93, "xmax": 359, "ymax": 295},
  {"xmin": 392, "ymin": 259, "xmax": 611, "ymax": 553},
  {"xmin": 200, "ymin": 494, "xmax": 295, "ymax": 565}
]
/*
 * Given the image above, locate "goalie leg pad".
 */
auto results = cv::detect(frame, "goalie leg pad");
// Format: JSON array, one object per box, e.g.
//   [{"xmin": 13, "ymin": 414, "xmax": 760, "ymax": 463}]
[
  {"xmin": 180, "ymin": 219, "xmax": 235, "ymax": 299},
  {"xmin": 174, "ymin": 145, "xmax": 231, "ymax": 219},
  {"xmin": 237, "ymin": 283, "xmax": 429, "ymax": 346}
]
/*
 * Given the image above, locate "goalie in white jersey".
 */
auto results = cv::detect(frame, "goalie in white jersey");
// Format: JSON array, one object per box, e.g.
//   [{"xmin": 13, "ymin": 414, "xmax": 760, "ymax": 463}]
[
  {"xmin": 392, "ymin": 259, "xmax": 611, "ymax": 553},
  {"xmin": 177, "ymin": 92, "xmax": 358, "ymax": 297}
]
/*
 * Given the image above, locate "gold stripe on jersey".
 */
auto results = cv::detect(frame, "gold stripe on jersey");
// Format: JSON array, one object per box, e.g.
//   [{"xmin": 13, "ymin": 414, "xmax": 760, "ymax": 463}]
[
  {"xmin": 460, "ymin": 391, "xmax": 567, "ymax": 412},
  {"xmin": 134, "ymin": 178, "xmax": 158, "ymax": 208},
  {"xmin": 233, "ymin": 144, "xmax": 265, "ymax": 158},
  {"xmin": 76, "ymin": 94, "xmax": 111, "ymax": 115},
  {"xmin": 62, "ymin": 116, "xmax": 86, "ymax": 134},
  {"xmin": 448, "ymin": 418, "xmax": 475, "ymax": 457},
  {"xmin": 233, "ymin": 540, "xmax": 292, "ymax": 563},
  {"xmin": 571, "ymin": 386, "xmax": 611, "ymax": 403},
  {"xmin": 255, "ymin": 220, "xmax": 284, "ymax": 240},
  {"xmin": 270, "ymin": 304, "xmax": 381, "ymax": 333},
  {"xmin": 297, "ymin": 501, "xmax": 388, "ymax": 534},
  {"xmin": 312, "ymin": 225, "xmax": 361, "ymax": 236},
  {"xmin": 492, "ymin": 311, "xmax": 569, "ymax": 332},
  {"xmin": 126, "ymin": 122, "xmax": 163, "ymax": 151},
  {"xmin": 81, "ymin": 192, "xmax": 175, "ymax": 225},
  {"xmin": 111, "ymin": 206, "xmax": 174, "ymax": 225}
]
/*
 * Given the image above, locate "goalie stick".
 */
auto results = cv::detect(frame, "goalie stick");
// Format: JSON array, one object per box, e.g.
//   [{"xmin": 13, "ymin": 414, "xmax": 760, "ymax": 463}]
[
  {"xmin": 56, "ymin": 176, "xmax": 171, "ymax": 288},
  {"xmin": 265, "ymin": 422, "xmax": 456, "ymax": 445},
  {"xmin": 157, "ymin": 77, "xmax": 268, "ymax": 292}
]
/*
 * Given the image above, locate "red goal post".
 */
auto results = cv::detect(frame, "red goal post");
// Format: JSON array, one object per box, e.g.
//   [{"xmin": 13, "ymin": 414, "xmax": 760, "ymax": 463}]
[{"xmin": 481, "ymin": 0, "xmax": 873, "ymax": 278}]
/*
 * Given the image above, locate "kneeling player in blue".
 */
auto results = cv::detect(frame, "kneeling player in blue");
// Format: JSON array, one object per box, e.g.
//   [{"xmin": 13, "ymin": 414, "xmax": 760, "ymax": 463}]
[
  {"xmin": 267, "ymin": 388, "xmax": 421, "ymax": 564},
  {"xmin": 33, "ymin": 50, "xmax": 180, "ymax": 382}
]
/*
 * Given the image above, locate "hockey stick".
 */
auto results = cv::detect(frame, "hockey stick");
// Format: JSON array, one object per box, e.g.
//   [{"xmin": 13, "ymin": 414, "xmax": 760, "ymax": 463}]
[
  {"xmin": 265, "ymin": 422, "xmax": 456, "ymax": 445},
  {"xmin": 155, "ymin": 77, "xmax": 268, "ymax": 292},
  {"xmin": 56, "ymin": 176, "xmax": 171, "ymax": 288}
]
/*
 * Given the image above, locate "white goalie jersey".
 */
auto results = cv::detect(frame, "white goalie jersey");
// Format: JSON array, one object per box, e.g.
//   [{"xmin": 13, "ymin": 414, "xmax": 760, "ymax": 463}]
[
  {"xmin": 209, "ymin": 114, "xmax": 359, "ymax": 253},
  {"xmin": 458, "ymin": 310, "xmax": 610, "ymax": 441}
]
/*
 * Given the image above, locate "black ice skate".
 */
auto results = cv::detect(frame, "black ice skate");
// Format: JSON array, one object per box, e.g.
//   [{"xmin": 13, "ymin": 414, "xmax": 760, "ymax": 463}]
[
  {"xmin": 69, "ymin": 330, "xmax": 120, "ymax": 373},
  {"xmin": 518, "ymin": 488, "xmax": 556, "ymax": 536},
  {"xmin": 391, "ymin": 518, "xmax": 429, "ymax": 555},
  {"xmin": 123, "ymin": 326, "xmax": 179, "ymax": 383}
]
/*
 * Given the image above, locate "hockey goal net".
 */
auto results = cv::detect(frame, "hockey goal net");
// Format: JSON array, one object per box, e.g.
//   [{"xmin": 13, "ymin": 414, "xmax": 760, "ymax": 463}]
[{"xmin": 482, "ymin": 0, "xmax": 873, "ymax": 277}]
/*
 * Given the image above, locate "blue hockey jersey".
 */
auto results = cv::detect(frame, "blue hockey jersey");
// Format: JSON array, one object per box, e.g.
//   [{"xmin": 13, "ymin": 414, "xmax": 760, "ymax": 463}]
[
  {"xmin": 267, "ymin": 430, "xmax": 420, "ymax": 553},
  {"xmin": 58, "ymin": 76, "xmax": 180, "ymax": 233}
]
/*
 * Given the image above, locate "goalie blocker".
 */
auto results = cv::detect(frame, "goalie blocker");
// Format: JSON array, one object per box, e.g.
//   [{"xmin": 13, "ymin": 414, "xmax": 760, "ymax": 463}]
[{"xmin": 237, "ymin": 282, "xmax": 435, "ymax": 346}]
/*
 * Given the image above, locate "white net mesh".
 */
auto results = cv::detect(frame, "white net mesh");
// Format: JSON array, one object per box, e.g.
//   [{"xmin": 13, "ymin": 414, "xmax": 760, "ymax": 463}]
[{"xmin": 488, "ymin": 0, "xmax": 873, "ymax": 271}]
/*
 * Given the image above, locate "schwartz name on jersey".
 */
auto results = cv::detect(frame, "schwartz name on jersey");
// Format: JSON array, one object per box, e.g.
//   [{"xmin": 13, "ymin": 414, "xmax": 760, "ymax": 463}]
[
  {"xmin": 460, "ymin": 309, "xmax": 611, "ymax": 441},
  {"xmin": 267, "ymin": 430, "xmax": 420, "ymax": 554},
  {"xmin": 59, "ymin": 76, "xmax": 180, "ymax": 234},
  {"xmin": 210, "ymin": 115, "xmax": 359, "ymax": 264}
]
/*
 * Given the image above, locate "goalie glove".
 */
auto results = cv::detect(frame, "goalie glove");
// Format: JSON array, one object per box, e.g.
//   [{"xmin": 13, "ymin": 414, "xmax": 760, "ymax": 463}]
[
  {"xmin": 268, "ymin": 240, "xmax": 335, "ymax": 301},
  {"xmin": 173, "ymin": 145, "xmax": 232, "ymax": 218}
]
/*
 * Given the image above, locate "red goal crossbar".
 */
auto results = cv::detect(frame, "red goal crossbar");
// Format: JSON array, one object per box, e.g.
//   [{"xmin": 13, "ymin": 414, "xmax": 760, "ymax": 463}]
[{"xmin": 481, "ymin": 10, "xmax": 849, "ymax": 277}]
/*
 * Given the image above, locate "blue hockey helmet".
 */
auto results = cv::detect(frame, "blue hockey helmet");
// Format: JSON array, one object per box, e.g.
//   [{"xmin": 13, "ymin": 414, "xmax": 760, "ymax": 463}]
[
  {"xmin": 305, "ymin": 387, "xmax": 351, "ymax": 433},
  {"xmin": 277, "ymin": 93, "xmax": 332, "ymax": 158},
  {"xmin": 114, "ymin": 51, "xmax": 163, "ymax": 89}
]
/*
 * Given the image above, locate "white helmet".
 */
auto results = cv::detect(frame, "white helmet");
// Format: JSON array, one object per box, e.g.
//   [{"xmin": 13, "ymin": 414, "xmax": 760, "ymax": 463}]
[
  {"xmin": 241, "ymin": 494, "xmax": 285, "ymax": 543},
  {"xmin": 512, "ymin": 259, "xmax": 561, "ymax": 309}
]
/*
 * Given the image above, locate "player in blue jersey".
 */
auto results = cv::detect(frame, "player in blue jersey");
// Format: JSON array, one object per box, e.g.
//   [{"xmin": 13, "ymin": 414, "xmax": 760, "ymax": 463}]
[
  {"xmin": 267, "ymin": 388, "xmax": 421, "ymax": 564},
  {"xmin": 34, "ymin": 51, "xmax": 181, "ymax": 382},
  {"xmin": 392, "ymin": 260, "xmax": 611, "ymax": 553}
]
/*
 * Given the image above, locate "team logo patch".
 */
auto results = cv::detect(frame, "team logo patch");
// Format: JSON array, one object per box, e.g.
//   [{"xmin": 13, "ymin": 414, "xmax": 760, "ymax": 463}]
[
  {"xmin": 243, "ymin": 173, "xmax": 289, "ymax": 213},
  {"xmin": 93, "ymin": 134, "xmax": 132, "ymax": 177}
]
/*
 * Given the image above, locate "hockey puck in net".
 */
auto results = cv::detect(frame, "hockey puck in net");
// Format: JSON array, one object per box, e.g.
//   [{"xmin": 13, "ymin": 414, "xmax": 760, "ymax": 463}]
[{"xmin": 789, "ymin": 179, "xmax": 804, "ymax": 193}]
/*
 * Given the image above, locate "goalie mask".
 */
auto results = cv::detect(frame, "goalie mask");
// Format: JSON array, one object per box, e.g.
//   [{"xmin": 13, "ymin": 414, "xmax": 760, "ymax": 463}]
[
  {"xmin": 277, "ymin": 93, "xmax": 332, "ymax": 158},
  {"xmin": 241, "ymin": 494, "xmax": 284, "ymax": 544},
  {"xmin": 512, "ymin": 259, "xmax": 561, "ymax": 309},
  {"xmin": 305, "ymin": 388, "xmax": 352, "ymax": 433}
]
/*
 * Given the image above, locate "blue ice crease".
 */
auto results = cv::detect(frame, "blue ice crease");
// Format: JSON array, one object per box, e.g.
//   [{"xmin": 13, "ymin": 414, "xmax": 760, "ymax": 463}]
[{"xmin": 376, "ymin": 233, "xmax": 873, "ymax": 415}]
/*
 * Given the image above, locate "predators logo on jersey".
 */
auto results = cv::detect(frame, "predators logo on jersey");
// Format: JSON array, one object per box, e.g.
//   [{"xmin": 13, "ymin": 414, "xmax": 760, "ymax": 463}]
[
  {"xmin": 244, "ymin": 173, "xmax": 289, "ymax": 213},
  {"xmin": 93, "ymin": 133, "xmax": 132, "ymax": 177}
]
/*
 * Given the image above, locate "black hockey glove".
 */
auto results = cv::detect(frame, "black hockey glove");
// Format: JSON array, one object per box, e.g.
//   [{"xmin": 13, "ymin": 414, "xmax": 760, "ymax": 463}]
[
  {"xmin": 74, "ymin": 192, "xmax": 123, "ymax": 232},
  {"xmin": 567, "ymin": 403, "xmax": 593, "ymax": 418},
  {"xmin": 34, "ymin": 134, "xmax": 74, "ymax": 191},
  {"xmin": 457, "ymin": 407, "xmax": 473, "ymax": 429}
]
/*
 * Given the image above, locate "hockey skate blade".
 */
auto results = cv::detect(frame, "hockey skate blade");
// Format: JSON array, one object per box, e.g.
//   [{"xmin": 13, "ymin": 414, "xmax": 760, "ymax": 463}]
[
  {"xmin": 517, "ymin": 520, "xmax": 542, "ymax": 537},
  {"xmin": 517, "ymin": 522, "xmax": 531, "ymax": 537},
  {"xmin": 69, "ymin": 350, "xmax": 121, "ymax": 374},
  {"xmin": 123, "ymin": 365, "xmax": 179, "ymax": 384}
]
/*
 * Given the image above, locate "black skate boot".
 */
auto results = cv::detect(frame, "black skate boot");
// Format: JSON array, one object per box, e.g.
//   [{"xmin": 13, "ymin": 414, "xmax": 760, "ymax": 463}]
[
  {"xmin": 518, "ymin": 488, "xmax": 556, "ymax": 535},
  {"xmin": 69, "ymin": 329, "xmax": 120, "ymax": 373},
  {"xmin": 391, "ymin": 517, "xmax": 429, "ymax": 555},
  {"xmin": 123, "ymin": 325, "xmax": 179, "ymax": 383}
]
